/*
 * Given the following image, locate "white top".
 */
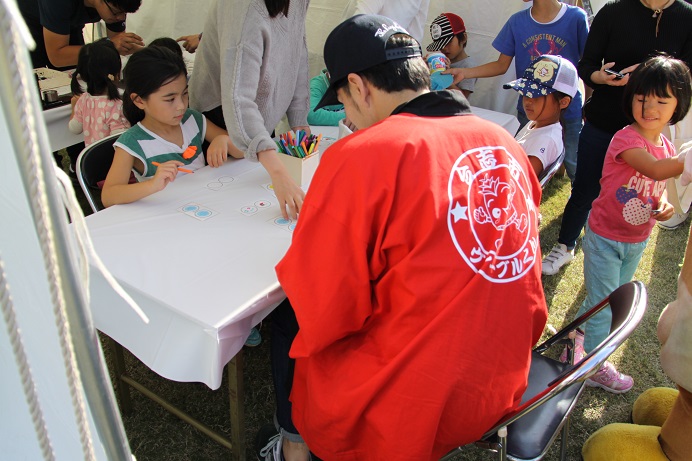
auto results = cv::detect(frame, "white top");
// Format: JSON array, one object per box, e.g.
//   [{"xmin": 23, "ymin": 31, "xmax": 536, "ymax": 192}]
[{"xmin": 515, "ymin": 121, "xmax": 563, "ymax": 169}]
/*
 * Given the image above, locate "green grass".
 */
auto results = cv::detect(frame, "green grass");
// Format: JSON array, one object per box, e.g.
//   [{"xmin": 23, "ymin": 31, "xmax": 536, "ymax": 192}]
[{"xmin": 96, "ymin": 173, "xmax": 689, "ymax": 461}]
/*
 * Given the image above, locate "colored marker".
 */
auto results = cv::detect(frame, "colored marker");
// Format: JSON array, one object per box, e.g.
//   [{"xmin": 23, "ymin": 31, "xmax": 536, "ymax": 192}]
[{"xmin": 152, "ymin": 161, "xmax": 194, "ymax": 173}]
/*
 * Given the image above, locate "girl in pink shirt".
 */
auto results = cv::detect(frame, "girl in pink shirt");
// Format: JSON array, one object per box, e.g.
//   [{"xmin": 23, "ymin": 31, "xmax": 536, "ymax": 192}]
[
  {"xmin": 566, "ymin": 54, "xmax": 691, "ymax": 394},
  {"xmin": 68, "ymin": 39, "xmax": 128, "ymax": 147}
]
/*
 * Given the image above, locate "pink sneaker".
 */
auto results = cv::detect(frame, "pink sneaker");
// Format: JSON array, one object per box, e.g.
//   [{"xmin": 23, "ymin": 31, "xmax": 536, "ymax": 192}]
[
  {"xmin": 586, "ymin": 361, "xmax": 634, "ymax": 394},
  {"xmin": 559, "ymin": 330, "xmax": 585, "ymax": 363}
]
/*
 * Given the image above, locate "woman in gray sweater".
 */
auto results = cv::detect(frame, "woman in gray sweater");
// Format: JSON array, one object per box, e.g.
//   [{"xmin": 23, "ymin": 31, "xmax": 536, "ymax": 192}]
[{"xmin": 190, "ymin": 0, "xmax": 310, "ymax": 220}]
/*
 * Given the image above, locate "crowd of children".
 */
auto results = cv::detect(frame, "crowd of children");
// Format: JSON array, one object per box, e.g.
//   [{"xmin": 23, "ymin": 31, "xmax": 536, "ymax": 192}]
[{"xmin": 56, "ymin": 2, "xmax": 692, "ymax": 459}]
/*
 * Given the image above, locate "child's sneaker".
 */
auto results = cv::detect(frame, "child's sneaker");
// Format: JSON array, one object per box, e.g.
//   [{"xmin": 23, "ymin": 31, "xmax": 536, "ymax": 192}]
[
  {"xmin": 542, "ymin": 243, "xmax": 575, "ymax": 275},
  {"xmin": 559, "ymin": 330, "xmax": 585, "ymax": 363},
  {"xmin": 244, "ymin": 327, "xmax": 262, "ymax": 347},
  {"xmin": 586, "ymin": 361, "xmax": 634, "ymax": 394}
]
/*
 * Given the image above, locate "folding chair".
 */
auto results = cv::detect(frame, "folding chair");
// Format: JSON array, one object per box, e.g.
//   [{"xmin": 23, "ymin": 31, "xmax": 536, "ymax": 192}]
[
  {"xmin": 75, "ymin": 133, "xmax": 121, "ymax": 213},
  {"xmin": 538, "ymin": 148, "xmax": 566, "ymax": 188},
  {"xmin": 441, "ymin": 281, "xmax": 647, "ymax": 461}
]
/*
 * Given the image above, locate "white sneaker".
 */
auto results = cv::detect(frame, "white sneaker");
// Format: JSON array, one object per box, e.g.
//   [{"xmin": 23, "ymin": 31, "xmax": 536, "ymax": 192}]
[
  {"xmin": 542, "ymin": 244, "xmax": 574, "ymax": 275},
  {"xmin": 657, "ymin": 212, "xmax": 689, "ymax": 230}
]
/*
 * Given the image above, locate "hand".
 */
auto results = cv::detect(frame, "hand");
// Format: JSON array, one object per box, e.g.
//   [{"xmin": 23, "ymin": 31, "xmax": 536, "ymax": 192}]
[
  {"xmin": 207, "ymin": 135, "xmax": 230, "ymax": 167},
  {"xmin": 442, "ymin": 67, "xmax": 465, "ymax": 86},
  {"xmin": 110, "ymin": 32, "xmax": 145, "ymax": 56},
  {"xmin": 679, "ymin": 140, "xmax": 692, "ymax": 187},
  {"xmin": 270, "ymin": 167, "xmax": 305, "ymax": 220},
  {"xmin": 151, "ymin": 160, "xmax": 183, "ymax": 192},
  {"xmin": 259, "ymin": 149, "xmax": 305, "ymax": 219},
  {"xmin": 653, "ymin": 201, "xmax": 675, "ymax": 222},
  {"xmin": 176, "ymin": 34, "xmax": 201, "ymax": 53},
  {"xmin": 291, "ymin": 125, "xmax": 311, "ymax": 138},
  {"xmin": 595, "ymin": 62, "xmax": 638, "ymax": 87}
]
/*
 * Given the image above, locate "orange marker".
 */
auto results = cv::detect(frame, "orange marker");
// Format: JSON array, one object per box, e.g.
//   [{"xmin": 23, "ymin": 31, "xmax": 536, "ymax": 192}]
[{"xmin": 152, "ymin": 161, "xmax": 195, "ymax": 174}]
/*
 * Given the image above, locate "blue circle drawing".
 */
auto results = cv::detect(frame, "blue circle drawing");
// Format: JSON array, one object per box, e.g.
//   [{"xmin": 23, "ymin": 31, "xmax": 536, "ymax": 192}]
[
  {"xmin": 274, "ymin": 217, "xmax": 291, "ymax": 225},
  {"xmin": 288, "ymin": 223, "xmax": 297, "ymax": 231},
  {"xmin": 196, "ymin": 210, "xmax": 211, "ymax": 217},
  {"xmin": 183, "ymin": 205, "xmax": 199, "ymax": 212}
]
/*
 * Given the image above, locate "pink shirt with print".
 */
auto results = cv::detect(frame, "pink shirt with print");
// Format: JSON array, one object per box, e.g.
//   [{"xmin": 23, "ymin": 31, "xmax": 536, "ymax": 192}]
[{"xmin": 589, "ymin": 125, "xmax": 674, "ymax": 243}]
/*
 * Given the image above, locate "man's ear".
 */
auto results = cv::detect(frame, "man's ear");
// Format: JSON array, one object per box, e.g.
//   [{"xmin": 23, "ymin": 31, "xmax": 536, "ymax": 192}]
[
  {"xmin": 131, "ymin": 93, "xmax": 145, "ymax": 109},
  {"xmin": 347, "ymin": 73, "xmax": 371, "ymax": 107}
]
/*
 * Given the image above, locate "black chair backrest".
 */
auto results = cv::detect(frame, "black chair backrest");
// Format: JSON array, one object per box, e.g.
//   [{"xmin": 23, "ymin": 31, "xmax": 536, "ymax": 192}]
[{"xmin": 76, "ymin": 134, "xmax": 119, "ymax": 212}]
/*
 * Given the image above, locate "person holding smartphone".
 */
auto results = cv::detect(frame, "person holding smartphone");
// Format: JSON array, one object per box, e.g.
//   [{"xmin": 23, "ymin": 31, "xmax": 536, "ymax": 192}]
[{"xmin": 541, "ymin": 0, "xmax": 692, "ymax": 276}]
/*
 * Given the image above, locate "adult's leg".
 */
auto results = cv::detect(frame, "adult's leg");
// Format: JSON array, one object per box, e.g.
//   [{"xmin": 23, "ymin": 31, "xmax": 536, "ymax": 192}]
[
  {"xmin": 270, "ymin": 298, "xmax": 302, "ymax": 440},
  {"xmin": 562, "ymin": 116, "xmax": 583, "ymax": 182},
  {"xmin": 557, "ymin": 121, "xmax": 613, "ymax": 249}
]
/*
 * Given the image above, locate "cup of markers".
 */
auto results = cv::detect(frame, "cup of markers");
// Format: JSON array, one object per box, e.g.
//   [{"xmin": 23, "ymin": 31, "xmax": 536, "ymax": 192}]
[
  {"xmin": 276, "ymin": 129, "xmax": 322, "ymax": 159},
  {"xmin": 275, "ymin": 130, "xmax": 321, "ymax": 186}
]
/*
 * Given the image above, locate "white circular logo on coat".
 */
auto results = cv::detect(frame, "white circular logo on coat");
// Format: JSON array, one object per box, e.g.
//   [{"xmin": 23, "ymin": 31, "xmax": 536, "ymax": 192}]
[{"xmin": 447, "ymin": 146, "xmax": 538, "ymax": 282}]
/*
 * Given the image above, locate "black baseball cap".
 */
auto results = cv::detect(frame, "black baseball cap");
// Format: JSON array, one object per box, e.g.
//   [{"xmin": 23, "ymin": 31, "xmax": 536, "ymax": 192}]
[{"xmin": 314, "ymin": 14, "xmax": 422, "ymax": 110}]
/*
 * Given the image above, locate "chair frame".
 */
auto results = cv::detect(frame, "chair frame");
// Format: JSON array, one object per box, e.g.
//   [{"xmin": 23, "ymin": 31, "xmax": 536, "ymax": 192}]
[
  {"xmin": 75, "ymin": 133, "xmax": 121, "ymax": 213},
  {"xmin": 441, "ymin": 281, "xmax": 647, "ymax": 461}
]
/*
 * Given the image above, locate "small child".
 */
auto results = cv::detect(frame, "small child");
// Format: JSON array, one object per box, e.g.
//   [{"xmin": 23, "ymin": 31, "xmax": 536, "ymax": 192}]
[
  {"xmin": 307, "ymin": 69, "xmax": 345, "ymax": 127},
  {"xmin": 504, "ymin": 55, "xmax": 578, "ymax": 177},
  {"xmin": 564, "ymin": 54, "xmax": 692, "ymax": 394},
  {"xmin": 102, "ymin": 46, "xmax": 243, "ymax": 207},
  {"xmin": 69, "ymin": 39, "xmax": 128, "ymax": 147},
  {"xmin": 445, "ymin": 0, "xmax": 588, "ymax": 181},
  {"xmin": 101, "ymin": 46, "xmax": 260, "ymax": 346},
  {"xmin": 149, "ymin": 37, "xmax": 184, "ymax": 58},
  {"xmin": 426, "ymin": 13, "xmax": 477, "ymax": 98}
]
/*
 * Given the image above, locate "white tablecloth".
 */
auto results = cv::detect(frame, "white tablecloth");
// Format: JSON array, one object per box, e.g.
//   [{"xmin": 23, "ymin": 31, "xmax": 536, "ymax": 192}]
[
  {"xmin": 42, "ymin": 104, "xmax": 83, "ymax": 152},
  {"xmin": 87, "ymin": 159, "xmax": 292, "ymax": 389}
]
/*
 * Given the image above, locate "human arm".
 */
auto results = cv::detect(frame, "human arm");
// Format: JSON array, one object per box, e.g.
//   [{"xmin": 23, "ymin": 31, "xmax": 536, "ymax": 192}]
[
  {"xmin": 619, "ymin": 148, "xmax": 684, "ymax": 182},
  {"xmin": 68, "ymin": 94, "xmax": 83, "ymax": 134},
  {"xmin": 101, "ymin": 147, "xmax": 181, "ymax": 207},
  {"xmin": 106, "ymin": 29, "xmax": 144, "ymax": 56},
  {"xmin": 42, "ymin": 28, "xmax": 81, "ymax": 68},
  {"xmin": 217, "ymin": 8, "xmax": 307, "ymax": 219},
  {"xmin": 444, "ymin": 53, "xmax": 513, "ymax": 85},
  {"xmin": 204, "ymin": 118, "xmax": 244, "ymax": 167},
  {"xmin": 176, "ymin": 34, "xmax": 201, "ymax": 53}
]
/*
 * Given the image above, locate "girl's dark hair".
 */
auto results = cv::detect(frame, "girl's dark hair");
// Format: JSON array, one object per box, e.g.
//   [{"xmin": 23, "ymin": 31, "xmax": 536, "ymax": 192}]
[
  {"xmin": 455, "ymin": 32, "xmax": 468, "ymax": 49},
  {"xmin": 623, "ymin": 53, "xmax": 692, "ymax": 125},
  {"xmin": 122, "ymin": 46, "xmax": 187, "ymax": 125},
  {"xmin": 71, "ymin": 38, "xmax": 121, "ymax": 100},
  {"xmin": 149, "ymin": 37, "xmax": 184, "ymax": 58},
  {"xmin": 336, "ymin": 34, "xmax": 430, "ymax": 95},
  {"xmin": 265, "ymin": 0, "xmax": 290, "ymax": 18}
]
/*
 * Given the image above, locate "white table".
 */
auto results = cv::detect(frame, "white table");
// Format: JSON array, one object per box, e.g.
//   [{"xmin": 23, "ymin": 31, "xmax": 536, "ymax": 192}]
[
  {"xmin": 471, "ymin": 105, "xmax": 520, "ymax": 135},
  {"xmin": 42, "ymin": 103, "xmax": 84, "ymax": 152},
  {"xmin": 87, "ymin": 159, "xmax": 293, "ymax": 389}
]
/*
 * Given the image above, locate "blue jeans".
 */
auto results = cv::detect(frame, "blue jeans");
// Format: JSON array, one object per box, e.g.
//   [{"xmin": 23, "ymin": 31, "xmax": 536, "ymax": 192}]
[
  {"xmin": 558, "ymin": 121, "xmax": 615, "ymax": 249},
  {"xmin": 575, "ymin": 225, "xmax": 648, "ymax": 353},
  {"xmin": 516, "ymin": 112, "xmax": 583, "ymax": 181},
  {"xmin": 562, "ymin": 117, "xmax": 583, "ymax": 182},
  {"xmin": 270, "ymin": 298, "xmax": 304, "ymax": 443}
]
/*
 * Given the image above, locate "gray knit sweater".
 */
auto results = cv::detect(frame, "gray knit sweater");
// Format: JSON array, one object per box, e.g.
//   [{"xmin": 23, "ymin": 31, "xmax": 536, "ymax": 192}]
[{"xmin": 189, "ymin": 0, "xmax": 310, "ymax": 161}]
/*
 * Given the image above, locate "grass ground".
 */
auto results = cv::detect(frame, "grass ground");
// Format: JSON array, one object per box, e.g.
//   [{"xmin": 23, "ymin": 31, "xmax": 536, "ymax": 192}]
[{"xmin": 69, "ymin": 152, "xmax": 687, "ymax": 461}]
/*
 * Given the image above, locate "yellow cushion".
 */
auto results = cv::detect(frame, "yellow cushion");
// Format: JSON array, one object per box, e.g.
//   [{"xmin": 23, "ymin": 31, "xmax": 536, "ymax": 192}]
[
  {"xmin": 582, "ymin": 423, "xmax": 668, "ymax": 461},
  {"xmin": 632, "ymin": 387, "xmax": 678, "ymax": 427}
]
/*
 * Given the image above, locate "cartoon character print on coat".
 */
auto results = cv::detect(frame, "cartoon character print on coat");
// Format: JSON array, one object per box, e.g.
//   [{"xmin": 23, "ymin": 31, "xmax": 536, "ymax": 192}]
[{"xmin": 448, "ymin": 146, "xmax": 539, "ymax": 283}]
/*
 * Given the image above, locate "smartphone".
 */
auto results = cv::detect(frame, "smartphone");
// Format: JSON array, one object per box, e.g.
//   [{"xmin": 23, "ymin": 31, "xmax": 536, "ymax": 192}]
[{"xmin": 604, "ymin": 68, "xmax": 625, "ymax": 80}]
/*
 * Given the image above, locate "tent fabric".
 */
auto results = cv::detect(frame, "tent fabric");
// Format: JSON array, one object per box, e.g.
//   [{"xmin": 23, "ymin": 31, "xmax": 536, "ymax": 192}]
[{"xmin": 125, "ymin": 0, "xmax": 534, "ymax": 115}]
